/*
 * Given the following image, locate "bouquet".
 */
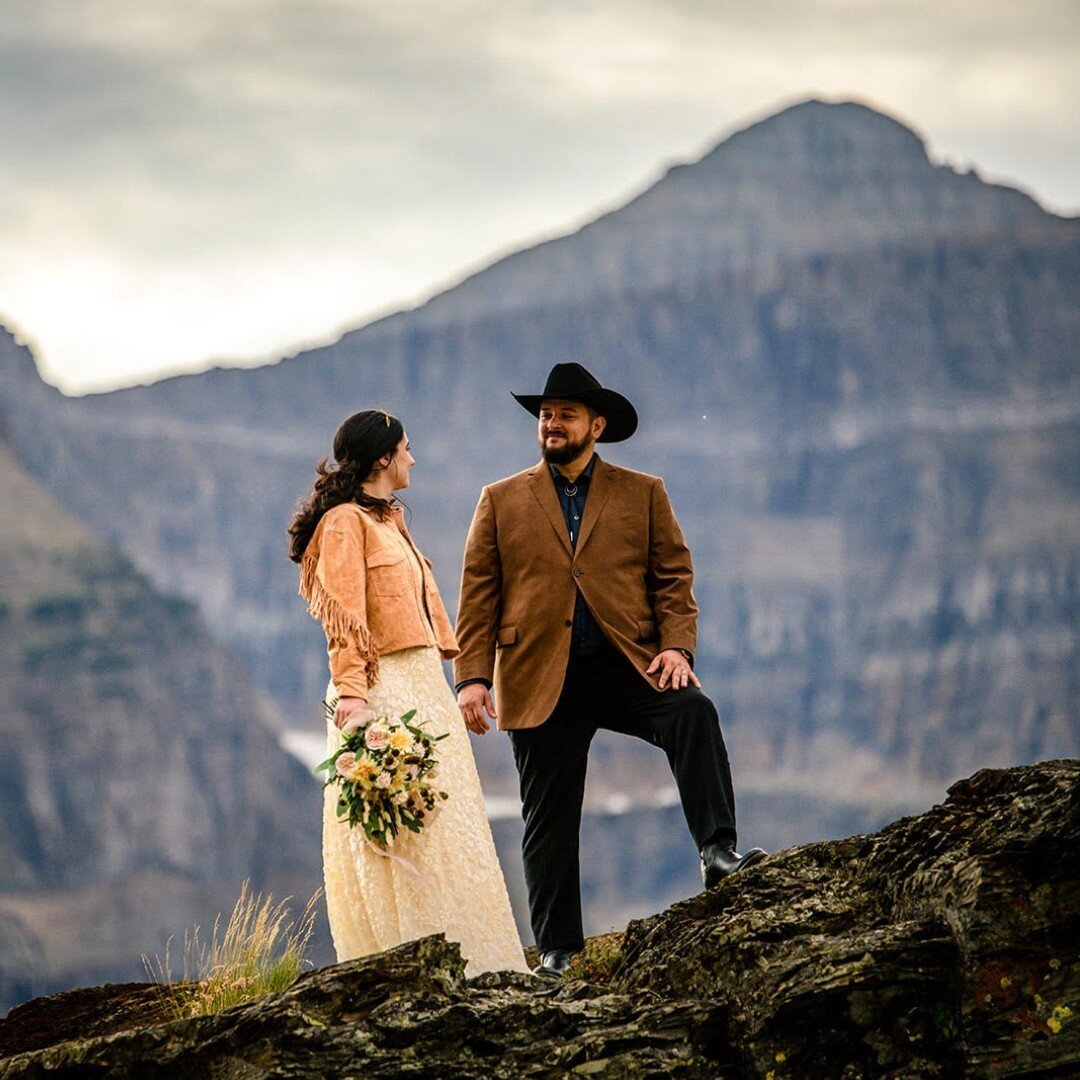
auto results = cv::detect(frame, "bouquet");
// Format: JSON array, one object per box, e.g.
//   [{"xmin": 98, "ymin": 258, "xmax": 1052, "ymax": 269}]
[{"xmin": 315, "ymin": 705, "xmax": 449, "ymax": 852}]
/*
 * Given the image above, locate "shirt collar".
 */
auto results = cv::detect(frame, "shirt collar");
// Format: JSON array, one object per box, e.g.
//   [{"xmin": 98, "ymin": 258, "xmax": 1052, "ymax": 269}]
[{"xmin": 549, "ymin": 452, "xmax": 597, "ymax": 488}]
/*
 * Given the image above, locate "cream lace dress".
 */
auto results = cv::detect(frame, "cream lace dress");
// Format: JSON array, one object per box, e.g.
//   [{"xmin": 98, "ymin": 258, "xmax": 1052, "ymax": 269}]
[{"xmin": 321, "ymin": 531, "xmax": 529, "ymax": 975}]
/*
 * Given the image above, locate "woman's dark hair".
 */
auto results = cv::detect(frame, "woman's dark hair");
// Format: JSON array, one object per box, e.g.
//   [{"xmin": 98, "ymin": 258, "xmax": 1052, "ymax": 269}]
[{"xmin": 287, "ymin": 409, "xmax": 404, "ymax": 563}]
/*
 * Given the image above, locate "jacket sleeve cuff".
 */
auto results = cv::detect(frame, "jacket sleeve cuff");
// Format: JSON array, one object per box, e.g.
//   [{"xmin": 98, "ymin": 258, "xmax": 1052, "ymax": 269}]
[
  {"xmin": 454, "ymin": 677, "xmax": 492, "ymax": 694},
  {"xmin": 332, "ymin": 678, "xmax": 369, "ymax": 700},
  {"xmin": 659, "ymin": 639, "xmax": 696, "ymax": 666}
]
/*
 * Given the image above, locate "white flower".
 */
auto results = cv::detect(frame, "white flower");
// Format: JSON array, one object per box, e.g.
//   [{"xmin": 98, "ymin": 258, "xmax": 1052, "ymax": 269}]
[
  {"xmin": 392, "ymin": 791, "xmax": 409, "ymax": 805},
  {"xmin": 375, "ymin": 772, "xmax": 392, "ymax": 789}
]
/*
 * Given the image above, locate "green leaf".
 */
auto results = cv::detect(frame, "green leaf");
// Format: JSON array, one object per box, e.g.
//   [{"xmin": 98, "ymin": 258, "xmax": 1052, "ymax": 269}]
[{"xmin": 400, "ymin": 709, "xmax": 417, "ymax": 723}]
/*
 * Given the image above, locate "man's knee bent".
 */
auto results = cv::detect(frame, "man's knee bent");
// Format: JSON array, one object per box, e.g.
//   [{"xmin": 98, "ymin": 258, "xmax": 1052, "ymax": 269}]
[
  {"xmin": 675, "ymin": 686, "xmax": 719, "ymax": 720},
  {"xmin": 656, "ymin": 688, "xmax": 722, "ymax": 740}
]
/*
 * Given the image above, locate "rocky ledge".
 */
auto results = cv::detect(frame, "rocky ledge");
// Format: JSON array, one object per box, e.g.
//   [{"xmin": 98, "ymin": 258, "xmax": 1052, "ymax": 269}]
[{"xmin": 1, "ymin": 759, "xmax": 1077, "ymax": 1078}]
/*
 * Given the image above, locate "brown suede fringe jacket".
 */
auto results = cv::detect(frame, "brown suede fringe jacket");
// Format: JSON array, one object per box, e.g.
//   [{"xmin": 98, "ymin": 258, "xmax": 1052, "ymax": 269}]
[{"xmin": 299, "ymin": 502, "xmax": 459, "ymax": 701}]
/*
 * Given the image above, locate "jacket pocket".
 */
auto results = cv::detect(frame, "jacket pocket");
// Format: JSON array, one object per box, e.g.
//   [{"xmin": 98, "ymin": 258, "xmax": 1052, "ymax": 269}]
[
  {"xmin": 365, "ymin": 546, "xmax": 410, "ymax": 596},
  {"xmin": 496, "ymin": 625, "xmax": 518, "ymax": 648},
  {"xmin": 637, "ymin": 619, "xmax": 658, "ymax": 642}
]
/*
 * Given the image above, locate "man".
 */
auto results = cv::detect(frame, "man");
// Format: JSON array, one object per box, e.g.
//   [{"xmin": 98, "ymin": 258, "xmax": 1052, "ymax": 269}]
[{"xmin": 455, "ymin": 363, "xmax": 765, "ymax": 978}]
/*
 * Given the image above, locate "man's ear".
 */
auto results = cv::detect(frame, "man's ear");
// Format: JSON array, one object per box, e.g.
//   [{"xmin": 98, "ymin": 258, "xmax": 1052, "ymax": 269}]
[{"xmin": 592, "ymin": 415, "xmax": 607, "ymax": 440}]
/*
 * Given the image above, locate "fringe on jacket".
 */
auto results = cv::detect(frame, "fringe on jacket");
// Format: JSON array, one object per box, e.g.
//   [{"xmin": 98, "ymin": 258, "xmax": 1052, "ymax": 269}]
[{"xmin": 299, "ymin": 550, "xmax": 380, "ymax": 690}]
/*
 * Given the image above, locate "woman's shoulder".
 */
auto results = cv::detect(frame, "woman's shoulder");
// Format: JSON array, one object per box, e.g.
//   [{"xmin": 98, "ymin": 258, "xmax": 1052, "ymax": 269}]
[
  {"xmin": 319, "ymin": 501, "xmax": 398, "ymax": 541},
  {"xmin": 311, "ymin": 503, "xmax": 368, "ymax": 544},
  {"xmin": 321, "ymin": 501, "xmax": 370, "ymax": 527}
]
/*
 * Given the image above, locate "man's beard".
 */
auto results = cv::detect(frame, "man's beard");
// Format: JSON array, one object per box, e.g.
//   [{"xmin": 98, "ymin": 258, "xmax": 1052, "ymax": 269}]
[{"xmin": 540, "ymin": 431, "xmax": 593, "ymax": 465}]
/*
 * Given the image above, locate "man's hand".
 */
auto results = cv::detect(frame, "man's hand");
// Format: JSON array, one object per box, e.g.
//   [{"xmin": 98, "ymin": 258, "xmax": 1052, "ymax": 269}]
[
  {"xmin": 333, "ymin": 696, "xmax": 375, "ymax": 732},
  {"xmin": 646, "ymin": 649, "xmax": 701, "ymax": 691},
  {"xmin": 458, "ymin": 683, "xmax": 497, "ymax": 735}
]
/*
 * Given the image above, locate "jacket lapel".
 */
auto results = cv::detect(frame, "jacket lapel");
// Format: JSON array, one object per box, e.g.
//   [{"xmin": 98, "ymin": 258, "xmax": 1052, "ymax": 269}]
[
  {"xmin": 526, "ymin": 465, "xmax": 573, "ymax": 557},
  {"xmin": 574, "ymin": 457, "xmax": 615, "ymax": 556}
]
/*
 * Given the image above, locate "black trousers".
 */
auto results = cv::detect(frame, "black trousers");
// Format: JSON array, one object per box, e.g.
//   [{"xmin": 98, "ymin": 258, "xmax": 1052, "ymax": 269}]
[{"xmin": 508, "ymin": 644, "xmax": 737, "ymax": 952}]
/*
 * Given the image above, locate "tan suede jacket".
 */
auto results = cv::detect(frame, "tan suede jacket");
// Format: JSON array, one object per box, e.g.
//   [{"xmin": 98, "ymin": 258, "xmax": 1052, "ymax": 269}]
[{"xmin": 299, "ymin": 502, "xmax": 459, "ymax": 700}]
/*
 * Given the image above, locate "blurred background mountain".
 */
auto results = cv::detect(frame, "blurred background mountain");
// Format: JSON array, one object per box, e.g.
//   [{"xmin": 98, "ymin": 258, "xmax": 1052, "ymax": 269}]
[
  {"xmin": 0, "ymin": 430, "xmax": 326, "ymax": 1012},
  {"xmin": 0, "ymin": 98, "xmax": 1077, "ymax": 1013}
]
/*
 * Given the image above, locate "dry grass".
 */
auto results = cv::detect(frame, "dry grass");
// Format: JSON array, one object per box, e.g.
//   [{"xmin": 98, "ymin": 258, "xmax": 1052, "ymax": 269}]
[{"xmin": 142, "ymin": 880, "xmax": 322, "ymax": 1020}]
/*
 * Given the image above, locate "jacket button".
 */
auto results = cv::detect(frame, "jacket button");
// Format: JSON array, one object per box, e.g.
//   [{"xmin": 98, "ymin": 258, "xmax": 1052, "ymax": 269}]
[
  {"xmin": 564, "ymin": 619, "xmax": 572, "ymax": 627},
  {"xmin": 572, "ymin": 568, "xmax": 582, "ymax": 578}
]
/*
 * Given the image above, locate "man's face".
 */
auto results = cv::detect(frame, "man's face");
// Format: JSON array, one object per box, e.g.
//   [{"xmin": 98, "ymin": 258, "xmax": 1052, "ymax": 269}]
[{"xmin": 538, "ymin": 399, "xmax": 605, "ymax": 464}]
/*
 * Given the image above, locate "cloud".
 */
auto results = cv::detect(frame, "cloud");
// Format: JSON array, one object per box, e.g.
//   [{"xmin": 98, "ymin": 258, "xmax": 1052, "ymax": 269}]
[{"xmin": 0, "ymin": 0, "xmax": 1076, "ymax": 391}]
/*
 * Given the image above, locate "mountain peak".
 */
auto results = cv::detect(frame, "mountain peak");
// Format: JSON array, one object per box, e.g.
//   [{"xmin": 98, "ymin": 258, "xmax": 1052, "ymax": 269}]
[
  {"xmin": 698, "ymin": 97, "xmax": 932, "ymax": 179},
  {"xmin": 407, "ymin": 97, "xmax": 1058, "ymax": 328},
  {"xmin": 646, "ymin": 97, "xmax": 962, "ymax": 208}
]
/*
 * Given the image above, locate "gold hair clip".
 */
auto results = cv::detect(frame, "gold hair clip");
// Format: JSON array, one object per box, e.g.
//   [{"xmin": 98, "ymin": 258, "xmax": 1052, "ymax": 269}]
[{"xmin": 378, "ymin": 409, "xmax": 391, "ymax": 427}]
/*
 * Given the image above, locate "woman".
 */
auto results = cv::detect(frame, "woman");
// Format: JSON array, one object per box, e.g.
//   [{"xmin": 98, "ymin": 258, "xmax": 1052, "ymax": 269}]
[{"xmin": 288, "ymin": 409, "xmax": 529, "ymax": 975}]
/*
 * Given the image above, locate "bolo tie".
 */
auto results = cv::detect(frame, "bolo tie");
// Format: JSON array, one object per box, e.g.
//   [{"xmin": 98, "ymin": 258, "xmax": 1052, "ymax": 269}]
[{"xmin": 564, "ymin": 481, "xmax": 579, "ymax": 544}]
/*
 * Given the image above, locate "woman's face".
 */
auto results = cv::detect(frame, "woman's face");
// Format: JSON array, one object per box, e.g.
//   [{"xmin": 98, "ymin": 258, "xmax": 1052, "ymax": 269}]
[{"xmin": 385, "ymin": 434, "xmax": 415, "ymax": 490}]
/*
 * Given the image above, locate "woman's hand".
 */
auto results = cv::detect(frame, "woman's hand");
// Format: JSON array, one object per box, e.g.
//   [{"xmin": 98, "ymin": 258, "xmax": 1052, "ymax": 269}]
[{"xmin": 333, "ymin": 696, "xmax": 375, "ymax": 732}]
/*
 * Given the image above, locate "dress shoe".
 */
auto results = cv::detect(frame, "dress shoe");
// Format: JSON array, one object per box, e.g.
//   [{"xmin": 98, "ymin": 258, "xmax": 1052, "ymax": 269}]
[
  {"xmin": 533, "ymin": 947, "xmax": 578, "ymax": 978},
  {"xmin": 700, "ymin": 842, "xmax": 768, "ymax": 888}
]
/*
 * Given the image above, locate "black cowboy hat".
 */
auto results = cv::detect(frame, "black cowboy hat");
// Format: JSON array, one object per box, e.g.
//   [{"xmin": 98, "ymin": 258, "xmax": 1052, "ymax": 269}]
[{"xmin": 512, "ymin": 362, "xmax": 638, "ymax": 443}]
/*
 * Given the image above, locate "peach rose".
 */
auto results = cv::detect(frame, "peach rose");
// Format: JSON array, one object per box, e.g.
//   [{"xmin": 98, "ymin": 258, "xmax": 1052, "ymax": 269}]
[
  {"xmin": 335, "ymin": 751, "xmax": 358, "ymax": 780},
  {"xmin": 364, "ymin": 725, "xmax": 389, "ymax": 751}
]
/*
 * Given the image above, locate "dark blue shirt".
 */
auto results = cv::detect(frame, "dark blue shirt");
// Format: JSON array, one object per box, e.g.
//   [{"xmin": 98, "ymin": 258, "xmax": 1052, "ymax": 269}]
[{"xmin": 549, "ymin": 455, "xmax": 609, "ymax": 658}]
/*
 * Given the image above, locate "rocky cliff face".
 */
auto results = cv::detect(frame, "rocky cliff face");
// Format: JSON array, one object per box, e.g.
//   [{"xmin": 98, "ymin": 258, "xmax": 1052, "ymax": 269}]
[
  {"xmin": 1, "ymin": 759, "xmax": 1075, "ymax": 1078},
  {"xmin": 0, "ymin": 438, "xmax": 328, "ymax": 1014}
]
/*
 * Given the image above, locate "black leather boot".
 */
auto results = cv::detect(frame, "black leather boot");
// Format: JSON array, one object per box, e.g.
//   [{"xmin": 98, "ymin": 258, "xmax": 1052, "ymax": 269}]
[
  {"xmin": 700, "ymin": 842, "xmax": 767, "ymax": 888},
  {"xmin": 533, "ymin": 947, "xmax": 579, "ymax": 978}
]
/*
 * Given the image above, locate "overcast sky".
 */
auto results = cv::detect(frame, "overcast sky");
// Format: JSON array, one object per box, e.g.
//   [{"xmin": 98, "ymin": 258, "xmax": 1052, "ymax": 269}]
[{"xmin": 1, "ymin": 0, "xmax": 1077, "ymax": 394}]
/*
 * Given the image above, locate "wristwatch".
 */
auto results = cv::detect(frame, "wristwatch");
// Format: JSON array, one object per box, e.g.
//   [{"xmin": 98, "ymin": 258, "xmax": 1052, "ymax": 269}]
[{"xmin": 676, "ymin": 648, "xmax": 693, "ymax": 664}]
